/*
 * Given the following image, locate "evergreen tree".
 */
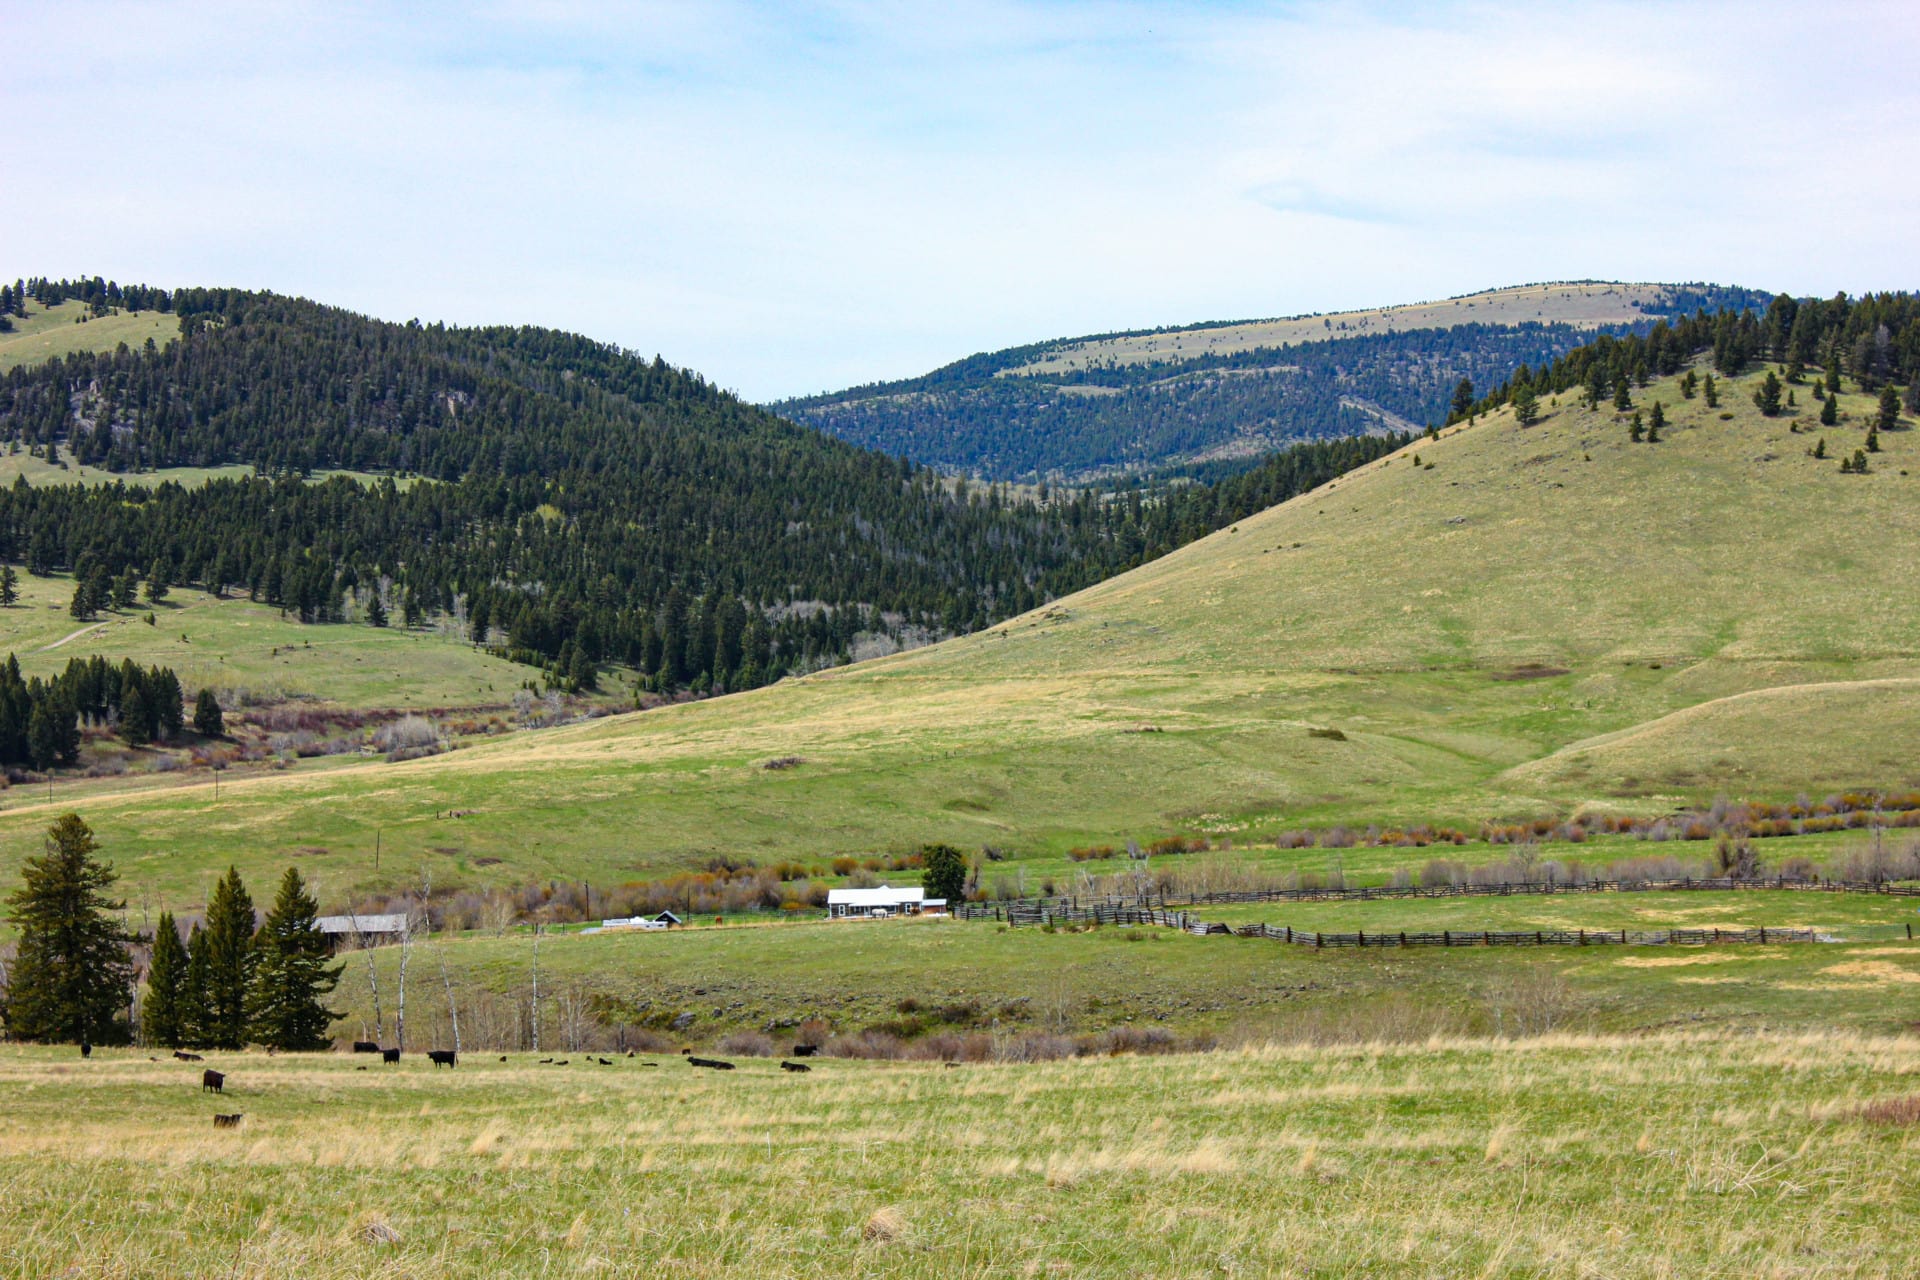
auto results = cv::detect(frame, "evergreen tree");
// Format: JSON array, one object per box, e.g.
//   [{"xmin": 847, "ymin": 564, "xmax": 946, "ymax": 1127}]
[
  {"xmin": 179, "ymin": 924, "xmax": 212, "ymax": 1047},
  {"xmin": 0, "ymin": 565, "xmax": 18, "ymax": 606},
  {"xmin": 151, "ymin": 668, "xmax": 183, "ymax": 739},
  {"xmin": 1, "ymin": 814, "xmax": 134, "ymax": 1044},
  {"xmin": 1821, "ymin": 392, "xmax": 1840, "ymax": 426},
  {"xmin": 141, "ymin": 911, "xmax": 188, "ymax": 1048},
  {"xmin": 1680, "ymin": 370, "xmax": 1698, "ymax": 400},
  {"xmin": 568, "ymin": 647, "xmax": 596, "ymax": 691},
  {"xmin": 145, "ymin": 561, "xmax": 169, "ymax": 604},
  {"xmin": 248, "ymin": 867, "xmax": 341, "ymax": 1051},
  {"xmin": 366, "ymin": 591, "xmax": 387, "ymax": 627},
  {"xmin": 27, "ymin": 695, "xmax": 78, "ymax": 770},
  {"xmin": 1905, "ymin": 380, "xmax": 1920, "ymax": 417},
  {"xmin": 193, "ymin": 688, "xmax": 224, "ymax": 738},
  {"xmin": 1866, "ymin": 428, "xmax": 1881, "ymax": 453},
  {"xmin": 1628, "ymin": 413, "xmax": 1644, "ymax": 443},
  {"xmin": 1826, "ymin": 358, "xmax": 1842, "ymax": 395},
  {"xmin": 1649, "ymin": 401, "xmax": 1667, "ymax": 433},
  {"xmin": 1878, "ymin": 385, "xmax": 1901, "ymax": 432},
  {"xmin": 110, "ymin": 572, "xmax": 137, "ymax": 612},
  {"xmin": 1813, "ymin": 436, "xmax": 1827, "ymax": 459},
  {"xmin": 920, "ymin": 843, "xmax": 968, "ymax": 906},
  {"xmin": 1612, "ymin": 378, "xmax": 1631, "ymax": 411},
  {"xmin": 1510, "ymin": 383, "xmax": 1540, "ymax": 426},
  {"xmin": 1704, "ymin": 374, "xmax": 1719, "ymax": 408},
  {"xmin": 1448, "ymin": 378, "xmax": 1474, "ymax": 421},
  {"xmin": 119, "ymin": 682, "xmax": 152, "ymax": 746},
  {"xmin": 1645, "ymin": 411, "xmax": 1660, "ymax": 444},
  {"xmin": 69, "ymin": 579, "xmax": 98, "ymax": 622},
  {"xmin": 199, "ymin": 867, "xmax": 258, "ymax": 1049},
  {"xmin": 1753, "ymin": 371, "xmax": 1783, "ymax": 416}
]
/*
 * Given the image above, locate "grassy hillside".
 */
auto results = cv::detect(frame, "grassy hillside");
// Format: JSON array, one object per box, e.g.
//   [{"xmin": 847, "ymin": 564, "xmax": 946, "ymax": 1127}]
[
  {"xmin": 0, "ymin": 299, "xmax": 179, "ymax": 372},
  {"xmin": 5, "ymin": 1030, "xmax": 1918, "ymax": 1277},
  {"xmin": 0, "ymin": 568, "xmax": 548, "ymax": 709},
  {"xmin": 0, "ymin": 359, "xmax": 1912, "ymax": 910},
  {"xmin": 778, "ymin": 281, "xmax": 1767, "ymax": 477}
]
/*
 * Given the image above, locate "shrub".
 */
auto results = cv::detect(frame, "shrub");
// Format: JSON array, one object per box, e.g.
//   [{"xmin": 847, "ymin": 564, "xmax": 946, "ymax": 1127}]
[{"xmin": 716, "ymin": 1031, "xmax": 776, "ymax": 1057}]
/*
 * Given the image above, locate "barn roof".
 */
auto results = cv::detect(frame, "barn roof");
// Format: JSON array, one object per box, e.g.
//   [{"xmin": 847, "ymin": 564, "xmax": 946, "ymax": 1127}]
[{"xmin": 314, "ymin": 913, "xmax": 412, "ymax": 935}]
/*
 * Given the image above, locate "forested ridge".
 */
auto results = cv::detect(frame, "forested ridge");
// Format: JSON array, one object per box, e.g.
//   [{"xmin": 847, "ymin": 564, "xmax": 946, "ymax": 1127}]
[
  {"xmin": 778, "ymin": 285, "xmax": 1770, "ymax": 479},
  {"xmin": 0, "ymin": 279, "xmax": 1401, "ymax": 697}
]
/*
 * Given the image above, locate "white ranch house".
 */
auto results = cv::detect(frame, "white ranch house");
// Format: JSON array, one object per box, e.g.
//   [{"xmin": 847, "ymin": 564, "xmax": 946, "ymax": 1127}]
[{"xmin": 826, "ymin": 885, "xmax": 948, "ymax": 919}]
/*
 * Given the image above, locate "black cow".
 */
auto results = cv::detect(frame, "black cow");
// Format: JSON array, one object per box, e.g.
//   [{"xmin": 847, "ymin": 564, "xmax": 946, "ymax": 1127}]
[
  {"xmin": 791, "ymin": 1044, "xmax": 818, "ymax": 1057},
  {"xmin": 212, "ymin": 1113, "xmax": 243, "ymax": 1128},
  {"xmin": 352, "ymin": 1041, "xmax": 380, "ymax": 1054},
  {"xmin": 174, "ymin": 1050, "xmax": 204, "ymax": 1063},
  {"xmin": 79, "ymin": 1041, "xmax": 91, "ymax": 1058},
  {"xmin": 687, "ymin": 1057, "xmax": 736, "ymax": 1071},
  {"xmin": 597, "ymin": 1057, "xmax": 613, "ymax": 1065},
  {"xmin": 428, "ymin": 1050, "xmax": 457, "ymax": 1068},
  {"xmin": 780, "ymin": 1061, "xmax": 811, "ymax": 1073},
  {"xmin": 381, "ymin": 1048, "xmax": 400, "ymax": 1064},
  {"xmin": 201, "ymin": 1069, "xmax": 225, "ymax": 1093}
]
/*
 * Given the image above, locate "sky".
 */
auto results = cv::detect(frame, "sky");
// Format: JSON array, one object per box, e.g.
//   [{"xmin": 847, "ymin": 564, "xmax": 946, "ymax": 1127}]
[{"xmin": 5, "ymin": 1, "xmax": 1918, "ymax": 400}]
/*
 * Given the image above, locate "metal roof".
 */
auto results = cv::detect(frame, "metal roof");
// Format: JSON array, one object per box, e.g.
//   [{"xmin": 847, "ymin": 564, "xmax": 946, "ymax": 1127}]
[
  {"xmin": 825, "ymin": 885, "xmax": 927, "ymax": 906},
  {"xmin": 314, "ymin": 913, "xmax": 411, "ymax": 934}
]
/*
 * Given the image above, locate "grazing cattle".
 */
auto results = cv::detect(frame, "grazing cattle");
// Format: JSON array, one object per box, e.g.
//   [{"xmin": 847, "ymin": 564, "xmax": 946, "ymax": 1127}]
[
  {"xmin": 687, "ymin": 1057, "xmax": 736, "ymax": 1071},
  {"xmin": 791, "ymin": 1044, "xmax": 818, "ymax": 1058},
  {"xmin": 780, "ymin": 1061, "xmax": 811, "ymax": 1073},
  {"xmin": 597, "ymin": 1057, "xmax": 613, "ymax": 1066},
  {"xmin": 201, "ymin": 1069, "xmax": 225, "ymax": 1094},
  {"xmin": 212, "ymin": 1113, "xmax": 243, "ymax": 1128},
  {"xmin": 174, "ymin": 1050, "xmax": 204, "ymax": 1063},
  {"xmin": 639, "ymin": 1062, "xmax": 658, "ymax": 1068},
  {"xmin": 356, "ymin": 1066, "xmax": 368, "ymax": 1071},
  {"xmin": 539, "ymin": 1057, "xmax": 553, "ymax": 1064},
  {"xmin": 79, "ymin": 1041, "xmax": 91, "ymax": 1058},
  {"xmin": 428, "ymin": 1050, "xmax": 457, "ymax": 1068},
  {"xmin": 381, "ymin": 1048, "xmax": 400, "ymax": 1064},
  {"xmin": 625, "ymin": 1050, "xmax": 636, "ymax": 1058},
  {"xmin": 554, "ymin": 1059, "xmax": 569, "ymax": 1066},
  {"xmin": 352, "ymin": 1041, "xmax": 380, "ymax": 1054},
  {"xmin": 499, "ymin": 1056, "xmax": 508, "ymax": 1062}
]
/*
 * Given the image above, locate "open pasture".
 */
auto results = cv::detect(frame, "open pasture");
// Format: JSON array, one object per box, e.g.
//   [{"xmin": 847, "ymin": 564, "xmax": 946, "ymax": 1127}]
[
  {"xmin": 4, "ymin": 1031, "xmax": 1919, "ymax": 1277},
  {"xmin": 0, "ymin": 300, "xmax": 180, "ymax": 372}
]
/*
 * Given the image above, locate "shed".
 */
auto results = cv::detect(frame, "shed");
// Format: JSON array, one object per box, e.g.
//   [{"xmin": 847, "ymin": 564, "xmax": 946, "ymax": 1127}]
[{"xmin": 314, "ymin": 912, "xmax": 412, "ymax": 948}]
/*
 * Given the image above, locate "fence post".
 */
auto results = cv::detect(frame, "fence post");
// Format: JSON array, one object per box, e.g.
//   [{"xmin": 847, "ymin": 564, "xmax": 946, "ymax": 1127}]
[
  {"xmin": 1760, "ymin": 926, "xmax": 1766, "ymax": 944},
  {"xmin": 1315, "ymin": 932, "xmax": 1323, "ymax": 949},
  {"xmin": 1443, "ymin": 930, "xmax": 1450, "ymax": 946}
]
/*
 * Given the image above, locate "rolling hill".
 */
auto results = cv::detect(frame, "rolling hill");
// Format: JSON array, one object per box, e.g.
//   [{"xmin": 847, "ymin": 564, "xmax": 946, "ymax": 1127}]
[
  {"xmin": 777, "ymin": 281, "xmax": 1769, "ymax": 479},
  {"xmin": 5, "ymin": 293, "xmax": 1915, "ymax": 912}
]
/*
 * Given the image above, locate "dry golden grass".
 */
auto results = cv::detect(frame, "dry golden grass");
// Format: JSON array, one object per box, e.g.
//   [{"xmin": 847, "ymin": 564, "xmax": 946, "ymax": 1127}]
[
  {"xmin": 1008, "ymin": 281, "xmax": 1672, "ymax": 373},
  {"xmin": 5, "ymin": 1030, "xmax": 1920, "ymax": 1276}
]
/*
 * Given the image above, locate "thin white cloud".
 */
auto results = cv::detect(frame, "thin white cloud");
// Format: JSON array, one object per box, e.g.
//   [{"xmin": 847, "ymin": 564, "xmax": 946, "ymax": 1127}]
[{"xmin": 2, "ymin": 1, "xmax": 1915, "ymax": 398}]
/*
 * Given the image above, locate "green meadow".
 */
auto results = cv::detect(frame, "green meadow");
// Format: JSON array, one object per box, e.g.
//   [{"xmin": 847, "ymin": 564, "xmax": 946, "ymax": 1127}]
[
  {"xmin": 4, "ymin": 1027, "xmax": 1919, "ymax": 1277},
  {"xmin": 0, "ymin": 299, "xmax": 179, "ymax": 372}
]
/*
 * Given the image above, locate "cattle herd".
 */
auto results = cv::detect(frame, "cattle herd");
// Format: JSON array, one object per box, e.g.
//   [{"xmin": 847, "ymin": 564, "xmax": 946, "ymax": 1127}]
[{"xmin": 103, "ymin": 1038, "xmax": 828, "ymax": 1128}]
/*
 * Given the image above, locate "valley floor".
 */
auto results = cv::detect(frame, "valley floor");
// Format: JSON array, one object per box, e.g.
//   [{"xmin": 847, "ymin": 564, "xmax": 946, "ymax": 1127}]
[{"xmin": 3, "ymin": 1031, "xmax": 1916, "ymax": 1278}]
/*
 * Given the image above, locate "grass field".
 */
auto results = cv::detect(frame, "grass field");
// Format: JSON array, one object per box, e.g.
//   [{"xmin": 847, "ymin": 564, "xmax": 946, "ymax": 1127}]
[
  {"xmin": 315, "ymin": 904, "xmax": 1920, "ymax": 1052},
  {"xmin": 1008, "ymin": 281, "xmax": 1675, "ymax": 374},
  {"xmin": 0, "ymin": 358, "xmax": 1909, "ymax": 914},
  {"xmin": 4, "ymin": 1030, "xmax": 1919, "ymax": 1277},
  {"xmin": 0, "ymin": 300, "xmax": 179, "ymax": 372},
  {"xmin": 0, "ymin": 568, "xmax": 563, "ymax": 711}
]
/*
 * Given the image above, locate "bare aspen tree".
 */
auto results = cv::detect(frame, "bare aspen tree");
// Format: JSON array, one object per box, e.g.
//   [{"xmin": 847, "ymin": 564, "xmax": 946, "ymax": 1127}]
[
  {"xmin": 351, "ymin": 906, "xmax": 385, "ymax": 1043},
  {"xmin": 395, "ymin": 905, "xmax": 415, "ymax": 1054},
  {"xmin": 529, "ymin": 922, "xmax": 542, "ymax": 1053},
  {"xmin": 421, "ymin": 872, "xmax": 461, "ymax": 1055}
]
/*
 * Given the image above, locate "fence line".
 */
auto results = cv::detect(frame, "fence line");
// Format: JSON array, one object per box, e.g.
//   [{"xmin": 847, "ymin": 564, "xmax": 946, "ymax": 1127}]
[{"xmin": 950, "ymin": 875, "xmax": 1920, "ymax": 924}]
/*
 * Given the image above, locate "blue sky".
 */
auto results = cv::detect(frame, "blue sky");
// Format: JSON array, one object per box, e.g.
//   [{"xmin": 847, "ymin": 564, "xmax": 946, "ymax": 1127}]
[{"xmin": 5, "ymin": 1, "xmax": 1917, "ymax": 399}]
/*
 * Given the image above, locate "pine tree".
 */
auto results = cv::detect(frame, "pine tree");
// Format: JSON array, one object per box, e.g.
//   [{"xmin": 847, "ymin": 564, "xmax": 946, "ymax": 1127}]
[
  {"xmin": 568, "ymin": 647, "xmax": 596, "ymax": 691},
  {"xmin": 1680, "ymin": 370, "xmax": 1698, "ymax": 400},
  {"xmin": 366, "ymin": 592, "xmax": 387, "ymax": 628},
  {"xmin": 1511, "ymin": 383, "xmax": 1540, "ymax": 426},
  {"xmin": 1813, "ymin": 436, "xmax": 1827, "ymax": 459},
  {"xmin": 200, "ymin": 868, "xmax": 258, "ymax": 1049},
  {"xmin": 1905, "ymin": 380, "xmax": 1920, "ymax": 417},
  {"xmin": 921, "ymin": 843, "xmax": 967, "ymax": 905},
  {"xmin": 1704, "ymin": 374, "xmax": 1719, "ymax": 408},
  {"xmin": 1650, "ymin": 401, "xmax": 1667, "ymax": 433},
  {"xmin": 1628, "ymin": 413, "xmax": 1644, "ymax": 443},
  {"xmin": 1878, "ymin": 385, "xmax": 1901, "ymax": 433},
  {"xmin": 1613, "ymin": 378, "xmax": 1632, "ymax": 411},
  {"xmin": 1449, "ymin": 377, "xmax": 1474, "ymax": 421},
  {"xmin": 1753, "ymin": 371, "xmax": 1783, "ymax": 416},
  {"xmin": 179, "ymin": 924, "xmax": 212, "ymax": 1047},
  {"xmin": 1645, "ymin": 411, "xmax": 1660, "ymax": 444},
  {"xmin": 248, "ymin": 867, "xmax": 341, "ymax": 1051},
  {"xmin": 119, "ymin": 683, "xmax": 152, "ymax": 746},
  {"xmin": 28, "ymin": 695, "xmax": 78, "ymax": 770},
  {"xmin": 141, "ymin": 912, "xmax": 188, "ymax": 1047},
  {"xmin": 1866, "ymin": 428, "xmax": 1881, "ymax": 453},
  {"xmin": 69, "ymin": 579, "xmax": 97, "ymax": 622},
  {"xmin": 1821, "ymin": 392, "xmax": 1840, "ymax": 426},
  {"xmin": 145, "ymin": 561, "xmax": 169, "ymax": 604},
  {"xmin": 1826, "ymin": 358, "xmax": 1842, "ymax": 395},
  {"xmin": 193, "ymin": 688, "xmax": 224, "ymax": 738},
  {"xmin": 1, "ymin": 814, "xmax": 134, "ymax": 1044},
  {"xmin": 0, "ymin": 566, "xmax": 17, "ymax": 606}
]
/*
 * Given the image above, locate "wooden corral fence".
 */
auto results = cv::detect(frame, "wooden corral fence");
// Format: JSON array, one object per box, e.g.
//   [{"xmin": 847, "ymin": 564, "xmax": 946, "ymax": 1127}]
[{"xmin": 951, "ymin": 875, "xmax": 1920, "ymax": 924}]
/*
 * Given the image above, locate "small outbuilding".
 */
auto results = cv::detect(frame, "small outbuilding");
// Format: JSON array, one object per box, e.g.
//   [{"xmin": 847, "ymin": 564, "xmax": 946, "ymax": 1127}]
[
  {"xmin": 314, "ymin": 912, "xmax": 412, "ymax": 949},
  {"xmin": 826, "ymin": 885, "xmax": 948, "ymax": 919}
]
